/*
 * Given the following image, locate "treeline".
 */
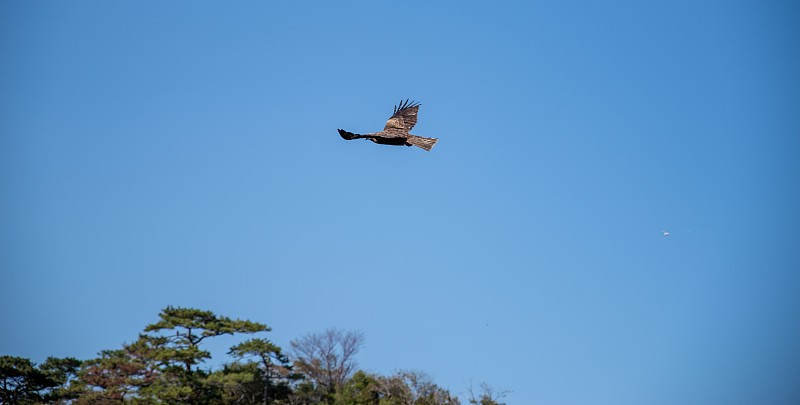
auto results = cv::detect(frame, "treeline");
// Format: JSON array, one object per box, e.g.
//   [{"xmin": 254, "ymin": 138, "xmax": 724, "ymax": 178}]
[{"xmin": 1, "ymin": 306, "xmax": 507, "ymax": 405}]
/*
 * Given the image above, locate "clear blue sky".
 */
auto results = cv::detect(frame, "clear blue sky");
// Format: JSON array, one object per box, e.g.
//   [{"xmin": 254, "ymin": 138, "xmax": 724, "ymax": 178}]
[{"xmin": 1, "ymin": 1, "xmax": 798, "ymax": 404}]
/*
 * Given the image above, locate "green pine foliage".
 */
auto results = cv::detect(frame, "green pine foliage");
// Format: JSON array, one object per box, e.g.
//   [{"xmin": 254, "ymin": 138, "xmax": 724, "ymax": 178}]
[
  {"xmin": 2, "ymin": 306, "xmax": 505, "ymax": 405},
  {"xmin": 0, "ymin": 355, "xmax": 81, "ymax": 404}
]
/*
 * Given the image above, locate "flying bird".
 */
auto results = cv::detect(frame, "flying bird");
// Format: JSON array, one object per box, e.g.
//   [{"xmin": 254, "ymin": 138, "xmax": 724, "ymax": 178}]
[{"xmin": 338, "ymin": 99, "xmax": 438, "ymax": 151}]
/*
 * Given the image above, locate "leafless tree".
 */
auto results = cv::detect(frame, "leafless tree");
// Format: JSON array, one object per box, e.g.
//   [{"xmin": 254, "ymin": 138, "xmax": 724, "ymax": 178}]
[
  {"xmin": 467, "ymin": 381, "xmax": 509, "ymax": 405},
  {"xmin": 378, "ymin": 370, "xmax": 460, "ymax": 405},
  {"xmin": 289, "ymin": 328, "xmax": 365, "ymax": 394}
]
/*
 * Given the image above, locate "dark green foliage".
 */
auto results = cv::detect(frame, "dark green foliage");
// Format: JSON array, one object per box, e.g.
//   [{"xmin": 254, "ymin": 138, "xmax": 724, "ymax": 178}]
[
  {"xmin": 288, "ymin": 380, "xmax": 328, "ymax": 405},
  {"xmin": 137, "ymin": 306, "xmax": 270, "ymax": 405},
  {"xmin": 67, "ymin": 306, "xmax": 273, "ymax": 405},
  {"xmin": 206, "ymin": 362, "xmax": 261, "ymax": 405},
  {"xmin": 207, "ymin": 361, "xmax": 295, "ymax": 405},
  {"xmin": 229, "ymin": 338, "xmax": 289, "ymax": 372},
  {"xmin": 0, "ymin": 355, "xmax": 80, "ymax": 405},
  {"xmin": 144, "ymin": 306, "xmax": 270, "ymax": 374},
  {"xmin": 228, "ymin": 338, "xmax": 297, "ymax": 405},
  {"xmin": 333, "ymin": 371, "xmax": 380, "ymax": 405},
  {"xmin": 4, "ymin": 307, "xmax": 500, "ymax": 404},
  {"xmin": 145, "ymin": 306, "xmax": 270, "ymax": 340}
]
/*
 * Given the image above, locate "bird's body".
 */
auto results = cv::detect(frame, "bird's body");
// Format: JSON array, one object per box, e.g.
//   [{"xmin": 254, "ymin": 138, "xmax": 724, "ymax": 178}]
[{"xmin": 338, "ymin": 99, "xmax": 438, "ymax": 151}]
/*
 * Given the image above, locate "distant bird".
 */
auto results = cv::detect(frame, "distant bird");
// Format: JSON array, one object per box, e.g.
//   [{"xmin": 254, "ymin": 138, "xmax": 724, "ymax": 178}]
[{"xmin": 338, "ymin": 99, "xmax": 438, "ymax": 151}]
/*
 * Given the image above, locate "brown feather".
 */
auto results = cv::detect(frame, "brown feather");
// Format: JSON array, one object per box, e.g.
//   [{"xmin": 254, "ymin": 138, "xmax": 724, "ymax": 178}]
[{"xmin": 405, "ymin": 135, "xmax": 438, "ymax": 151}]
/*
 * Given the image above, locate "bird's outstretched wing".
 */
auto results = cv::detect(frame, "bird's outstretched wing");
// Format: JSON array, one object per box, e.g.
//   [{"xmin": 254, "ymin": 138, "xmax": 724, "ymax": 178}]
[{"xmin": 384, "ymin": 99, "xmax": 420, "ymax": 132}]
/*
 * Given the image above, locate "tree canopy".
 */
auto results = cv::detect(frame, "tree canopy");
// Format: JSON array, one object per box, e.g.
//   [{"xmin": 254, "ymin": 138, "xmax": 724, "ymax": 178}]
[
  {"xmin": 0, "ymin": 355, "xmax": 81, "ymax": 405},
  {"xmin": 2, "ymin": 307, "xmax": 506, "ymax": 405}
]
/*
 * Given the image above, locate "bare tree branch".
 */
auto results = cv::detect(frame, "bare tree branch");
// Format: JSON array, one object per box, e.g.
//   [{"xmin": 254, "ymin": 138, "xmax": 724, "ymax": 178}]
[
  {"xmin": 290, "ymin": 328, "xmax": 365, "ymax": 394},
  {"xmin": 467, "ymin": 381, "xmax": 509, "ymax": 405}
]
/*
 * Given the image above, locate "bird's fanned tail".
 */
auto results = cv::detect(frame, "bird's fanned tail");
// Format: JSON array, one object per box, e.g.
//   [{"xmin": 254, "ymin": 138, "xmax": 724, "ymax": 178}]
[{"xmin": 405, "ymin": 135, "xmax": 438, "ymax": 151}]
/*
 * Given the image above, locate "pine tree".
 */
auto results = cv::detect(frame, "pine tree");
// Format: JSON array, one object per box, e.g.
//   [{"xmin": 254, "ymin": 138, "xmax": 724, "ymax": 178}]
[{"xmin": 139, "ymin": 306, "xmax": 271, "ymax": 404}]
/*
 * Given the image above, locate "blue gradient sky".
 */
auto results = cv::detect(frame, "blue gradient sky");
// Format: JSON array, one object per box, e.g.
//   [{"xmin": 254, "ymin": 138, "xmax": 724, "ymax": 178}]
[{"xmin": 1, "ymin": 1, "xmax": 799, "ymax": 404}]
